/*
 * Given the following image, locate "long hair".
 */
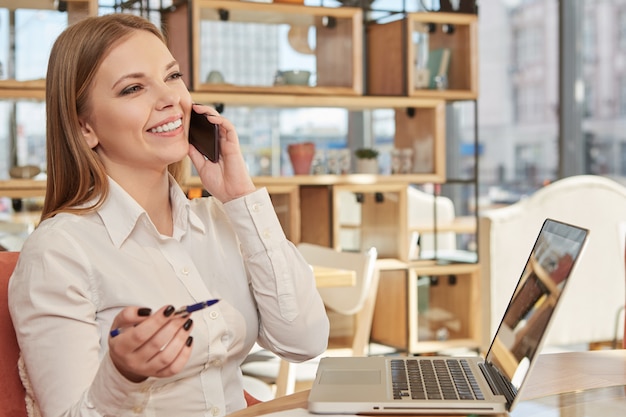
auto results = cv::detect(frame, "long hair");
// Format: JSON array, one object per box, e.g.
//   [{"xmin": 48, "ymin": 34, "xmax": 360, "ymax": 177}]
[{"xmin": 42, "ymin": 14, "xmax": 187, "ymax": 221}]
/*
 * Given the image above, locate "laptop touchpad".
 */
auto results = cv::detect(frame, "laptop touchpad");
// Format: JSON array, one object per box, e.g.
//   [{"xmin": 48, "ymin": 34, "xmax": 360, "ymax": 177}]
[{"xmin": 320, "ymin": 370, "xmax": 381, "ymax": 385}]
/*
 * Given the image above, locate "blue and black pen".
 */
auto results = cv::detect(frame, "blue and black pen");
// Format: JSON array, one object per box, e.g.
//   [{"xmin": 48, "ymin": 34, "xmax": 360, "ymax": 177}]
[{"xmin": 110, "ymin": 299, "xmax": 220, "ymax": 338}]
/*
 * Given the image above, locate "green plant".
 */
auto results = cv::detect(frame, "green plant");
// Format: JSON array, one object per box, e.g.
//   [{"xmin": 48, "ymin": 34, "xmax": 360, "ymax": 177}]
[{"xmin": 354, "ymin": 148, "xmax": 379, "ymax": 159}]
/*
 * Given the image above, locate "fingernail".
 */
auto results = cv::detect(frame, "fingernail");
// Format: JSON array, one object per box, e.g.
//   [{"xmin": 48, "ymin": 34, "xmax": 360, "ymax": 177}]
[
  {"xmin": 138, "ymin": 308, "xmax": 152, "ymax": 317},
  {"xmin": 164, "ymin": 305, "xmax": 175, "ymax": 317},
  {"xmin": 186, "ymin": 336, "xmax": 193, "ymax": 347},
  {"xmin": 183, "ymin": 318, "xmax": 193, "ymax": 331}
]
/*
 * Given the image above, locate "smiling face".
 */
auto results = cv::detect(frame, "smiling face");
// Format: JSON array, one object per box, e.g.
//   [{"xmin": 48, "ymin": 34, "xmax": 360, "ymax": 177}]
[{"xmin": 79, "ymin": 29, "xmax": 192, "ymax": 182}]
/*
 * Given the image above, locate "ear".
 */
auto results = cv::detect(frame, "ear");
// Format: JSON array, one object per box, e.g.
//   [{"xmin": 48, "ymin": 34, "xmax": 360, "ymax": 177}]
[{"xmin": 79, "ymin": 118, "xmax": 99, "ymax": 149}]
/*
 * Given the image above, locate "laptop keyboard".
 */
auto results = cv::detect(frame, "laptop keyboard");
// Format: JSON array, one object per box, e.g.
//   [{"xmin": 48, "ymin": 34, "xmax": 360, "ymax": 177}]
[{"xmin": 390, "ymin": 359, "xmax": 485, "ymax": 401}]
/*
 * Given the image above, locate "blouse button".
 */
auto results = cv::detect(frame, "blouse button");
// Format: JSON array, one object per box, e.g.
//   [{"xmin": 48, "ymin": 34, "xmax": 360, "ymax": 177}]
[
  {"xmin": 210, "ymin": 359, "xmax": 222, "ymax": 367},
  {"xmin": 181, "ymin": 266, "xmax": 189, "ymax": 276},
  {"xmin": 262, "ymin": 229, "xmax": 271, "ymax": 239},
  {"xmin": 251, "ymin": 202, "xmax": 261, "ymax": 212},
  {"xmin": 133, "ymin": 406, "xmax": 144, "ymax": 414},
  {"xmin": 209, "ymin": 310, "xmax": 219, "ymax": 319},
  {"xmin": 211, "ymin": 406, "xmax": 220, "ymax": 416}
]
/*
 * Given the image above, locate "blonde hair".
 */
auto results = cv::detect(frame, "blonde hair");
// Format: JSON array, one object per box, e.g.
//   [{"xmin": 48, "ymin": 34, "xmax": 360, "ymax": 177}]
[{"xmin": 42, "ymin": 13, "xmax": 187, "ymax": 221}]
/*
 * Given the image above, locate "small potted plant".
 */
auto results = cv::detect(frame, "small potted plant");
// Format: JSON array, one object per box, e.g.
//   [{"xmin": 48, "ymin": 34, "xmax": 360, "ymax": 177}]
[{"xmin": 354, "ymin": 148, "xmax": 379, "ymax": 174}]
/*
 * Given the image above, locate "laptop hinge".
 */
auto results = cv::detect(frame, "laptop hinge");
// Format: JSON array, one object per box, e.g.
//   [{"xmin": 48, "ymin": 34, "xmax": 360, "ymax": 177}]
[{"xmin": 479, "ymin": 362, "xmax": 516, "ymax": 406}]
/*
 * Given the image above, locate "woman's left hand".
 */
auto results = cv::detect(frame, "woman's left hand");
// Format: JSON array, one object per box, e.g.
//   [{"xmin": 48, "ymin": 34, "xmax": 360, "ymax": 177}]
[{"xmin": 188, "ymin": 103, "xmax": 256, "ymax": 203}]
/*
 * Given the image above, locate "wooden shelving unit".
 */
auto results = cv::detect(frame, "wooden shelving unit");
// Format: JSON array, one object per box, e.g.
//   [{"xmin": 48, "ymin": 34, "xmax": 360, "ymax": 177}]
[{"xmin": 2, "ymin": 2, "xmax": 481, "ymax": 354}]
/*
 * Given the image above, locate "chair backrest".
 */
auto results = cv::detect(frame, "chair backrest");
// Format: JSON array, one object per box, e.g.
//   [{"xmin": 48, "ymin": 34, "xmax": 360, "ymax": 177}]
[
  {"xmin": 297, "ymin": 243, "xmax": 377, "ymax": 316},
  {"xmin": 297, "ymin": 243, "xmax": 379, "ymax": 357},
  {"xmin": 407, "ymin": 186, "xmax": 457, "ymax": 253},
  {"xmin": 0, "ymin": 251, "xmax": 27, "ymax": 417},
  {"xmin": 479, "ymin": 175, "xmax": 626, "ymax": 350}
]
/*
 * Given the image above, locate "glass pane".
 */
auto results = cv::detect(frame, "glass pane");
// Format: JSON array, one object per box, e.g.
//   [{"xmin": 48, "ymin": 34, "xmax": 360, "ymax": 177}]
[
  {"xmin": 478, "ymin": 0, "xmax": 558, "ymax": 210},
  {"xmin": 10, "ymin": 9, "xmax": 66, "ymax": 81},
  {"xmin": 581, "ymin": 0, "xmax": 626, "ymax": 178},
  {"xmin": 0, "ymin": 99, "xmax": 47, "ymax": 180}
]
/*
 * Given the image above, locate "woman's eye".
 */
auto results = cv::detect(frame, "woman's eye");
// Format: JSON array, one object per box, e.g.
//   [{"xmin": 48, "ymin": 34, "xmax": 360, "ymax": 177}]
[
  {"xmin": 121, "ymin": 85, "xmax": 142, "ymax": 95},
  {"xmin": 168, "ymin": 71, "xmax": 184, "ymax": 81}
]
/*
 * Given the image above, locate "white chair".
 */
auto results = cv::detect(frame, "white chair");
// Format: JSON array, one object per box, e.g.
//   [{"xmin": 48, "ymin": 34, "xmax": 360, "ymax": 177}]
[
  {"xmin": 479, "ymin": 175, "xmax": 626, "ymax": 351},
  {"xmin": 241, "ymin": 244, "xmax": 379, "ymax": 397},
  {"xmin": 302, "ymin": 243, "xmax": 379, "ymax": 356},
  {"xmin": 406, "ymin": 186, "xmax": 457, "ymax": 255}
]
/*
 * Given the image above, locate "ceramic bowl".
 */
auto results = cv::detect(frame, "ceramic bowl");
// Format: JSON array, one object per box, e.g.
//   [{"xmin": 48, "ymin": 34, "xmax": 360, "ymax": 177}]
[{"xmin": 281, "ymin": 70, "xmax": 311, "ymax": 86}]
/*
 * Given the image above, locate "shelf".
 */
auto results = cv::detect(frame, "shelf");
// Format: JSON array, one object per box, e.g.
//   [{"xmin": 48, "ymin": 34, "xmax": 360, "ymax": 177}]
[
  {"xmin": 193, "ymin": 84, "xmax": 360, "ymax": 97},
  {"xmin": 191, "ymin": 91, "xmax": 444, "ymax": 109},
  {"xmin": 187, "ymin": 173, "xmax": 446, "ymax": 188},
  {"xmin": 0, "ymin": 179, "xmax": 46, "ymax": 198},
  {"xmin": 370, "ymin": 262, "xmax": 482, "ymax": 354},
  {"xmin": 367, "ymin": 12, "xmax": 478, "ymax": 100},
  {"xmin": 196, "ymin": 1, "xmax": 360, "ymax": 24},
  {"xmin": 164, "ymin": 0, "xmax": 363, "ymax": 94},
  {"xmin": 0, "ymin": 81, "xmax": 45, "ymax": 100},
  {"xmin": 3, "ymin": 174, "xmax": 451, "ymax": 201},
  {"xmin": 190, "ymin": 93, "xmax": 447, "ymax": 181}
]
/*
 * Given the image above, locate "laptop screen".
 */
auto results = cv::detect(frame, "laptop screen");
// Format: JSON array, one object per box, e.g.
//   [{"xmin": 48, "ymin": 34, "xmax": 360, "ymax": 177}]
[{"xmin": 485, "ymin": 219, "xmax": 588, "ymax": 395}]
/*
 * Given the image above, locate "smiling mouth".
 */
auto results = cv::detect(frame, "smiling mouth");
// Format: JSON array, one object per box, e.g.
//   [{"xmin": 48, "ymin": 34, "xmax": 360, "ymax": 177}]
[{"xmin": 149, "ymin": 118, "xmax": 182, "ymax": 133}]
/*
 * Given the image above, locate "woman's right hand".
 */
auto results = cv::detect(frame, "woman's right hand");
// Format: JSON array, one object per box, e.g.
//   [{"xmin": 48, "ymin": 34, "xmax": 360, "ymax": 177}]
[
  {"xmin": 187, "ymin": 103, "xmax": 256, "ymax": 203},
  {"xmin": 108, "ymin": 305, "xmax": 194, "ymax": 382}
]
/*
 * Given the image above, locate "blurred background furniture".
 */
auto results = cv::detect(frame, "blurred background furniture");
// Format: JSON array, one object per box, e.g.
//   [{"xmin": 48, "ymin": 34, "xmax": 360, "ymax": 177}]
[
  {"xmin": 300, "ymin": 243, "xmax": 379, "ymax": 357},
  {"xmin": 406, "ymin": 186, "xmax": 477, "ymax": 262},
  {"xmin": 406, "ymin": 185, "xmax": 457, "ymax": 256},
  {"xmin": 241, "ymin": 244, "xmax": 379, "ymax": 397},
  {"xmin": 479, "ymin": 175, "xmax": 626, "ymax": 351},
  {"xmin": 0, "ymin": 251, "xmax": 27, "ymax": 417},
  {"xmin": 337, "ymin": 185, "xmax": 475, "ymax": 262}
]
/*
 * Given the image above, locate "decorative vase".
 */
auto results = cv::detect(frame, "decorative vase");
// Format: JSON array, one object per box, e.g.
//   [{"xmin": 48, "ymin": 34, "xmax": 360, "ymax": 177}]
[
  {"xmin": 356, "ymin": 158, "xmax": 379, "ymax": 174},
  {"xmin": 288, "ymin": 142, "xmax": 315, "ymax": 175}
]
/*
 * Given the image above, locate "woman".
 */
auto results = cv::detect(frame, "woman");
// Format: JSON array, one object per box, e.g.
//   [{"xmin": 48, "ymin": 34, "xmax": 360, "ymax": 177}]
[{"xmin": 8, "ymin": 13, "xmax": 329, "ymax": 417}]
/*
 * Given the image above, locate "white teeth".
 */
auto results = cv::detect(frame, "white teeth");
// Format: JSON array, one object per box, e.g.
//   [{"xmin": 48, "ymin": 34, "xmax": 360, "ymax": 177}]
[{"xmin": 150, "ymin": 118, "xmax": 182, "ymax": 133}]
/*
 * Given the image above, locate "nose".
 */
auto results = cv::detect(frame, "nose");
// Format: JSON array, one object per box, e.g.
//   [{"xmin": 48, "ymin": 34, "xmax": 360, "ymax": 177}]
[{"xmin": 155, "ymin": 81, "xmax": 181, "ymax": 110}]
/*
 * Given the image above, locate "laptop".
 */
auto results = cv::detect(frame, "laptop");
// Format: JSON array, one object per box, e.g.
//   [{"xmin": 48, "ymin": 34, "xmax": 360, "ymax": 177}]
[{"xmin": 308, "ymin": 218, "xmax": 589, "ymax": 415}]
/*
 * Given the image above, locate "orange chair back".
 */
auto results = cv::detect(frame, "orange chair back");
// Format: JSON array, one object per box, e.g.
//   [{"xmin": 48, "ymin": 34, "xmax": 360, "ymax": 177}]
[{"xmin": 0, "ymin": 252, "xmax": 27, "ymax": 417}]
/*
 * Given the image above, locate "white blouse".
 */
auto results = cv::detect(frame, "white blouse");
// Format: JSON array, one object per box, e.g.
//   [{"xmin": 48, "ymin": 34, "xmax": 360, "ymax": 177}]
[{"xmin": 9, "ymin": 176, "xmax": 329, "ymax": 417}]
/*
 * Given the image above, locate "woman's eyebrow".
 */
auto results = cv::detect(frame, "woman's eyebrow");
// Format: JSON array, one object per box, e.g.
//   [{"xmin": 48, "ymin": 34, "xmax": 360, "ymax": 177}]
[
  {"xmin": 111, "ymin": 60, "xmax": 179, "ymax": 90},
  {"xmin": 112, "ymin": 72, "xmax": 144, "ymax": 90}
]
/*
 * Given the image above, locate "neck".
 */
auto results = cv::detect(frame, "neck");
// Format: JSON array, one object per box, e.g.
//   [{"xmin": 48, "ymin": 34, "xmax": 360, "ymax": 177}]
[{"xmin": 113, "ymin": 170, "xmax": 174, "ymax": 236}]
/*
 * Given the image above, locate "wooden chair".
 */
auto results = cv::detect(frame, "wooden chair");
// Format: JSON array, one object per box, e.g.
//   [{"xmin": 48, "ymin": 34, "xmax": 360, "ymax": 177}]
[
  {"xmin": 0, "ymin": 251, "xmax": 27, "ymax": 417},
  {"xmin": 241, "ymin": 244, "xmax": 379, "ymax": 397}
]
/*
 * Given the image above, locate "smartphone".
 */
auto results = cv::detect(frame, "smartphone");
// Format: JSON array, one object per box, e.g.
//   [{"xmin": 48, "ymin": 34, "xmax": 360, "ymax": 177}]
[{"xmin": 189, "ymin": 109, "xmax": 220, "ymax": 162}]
